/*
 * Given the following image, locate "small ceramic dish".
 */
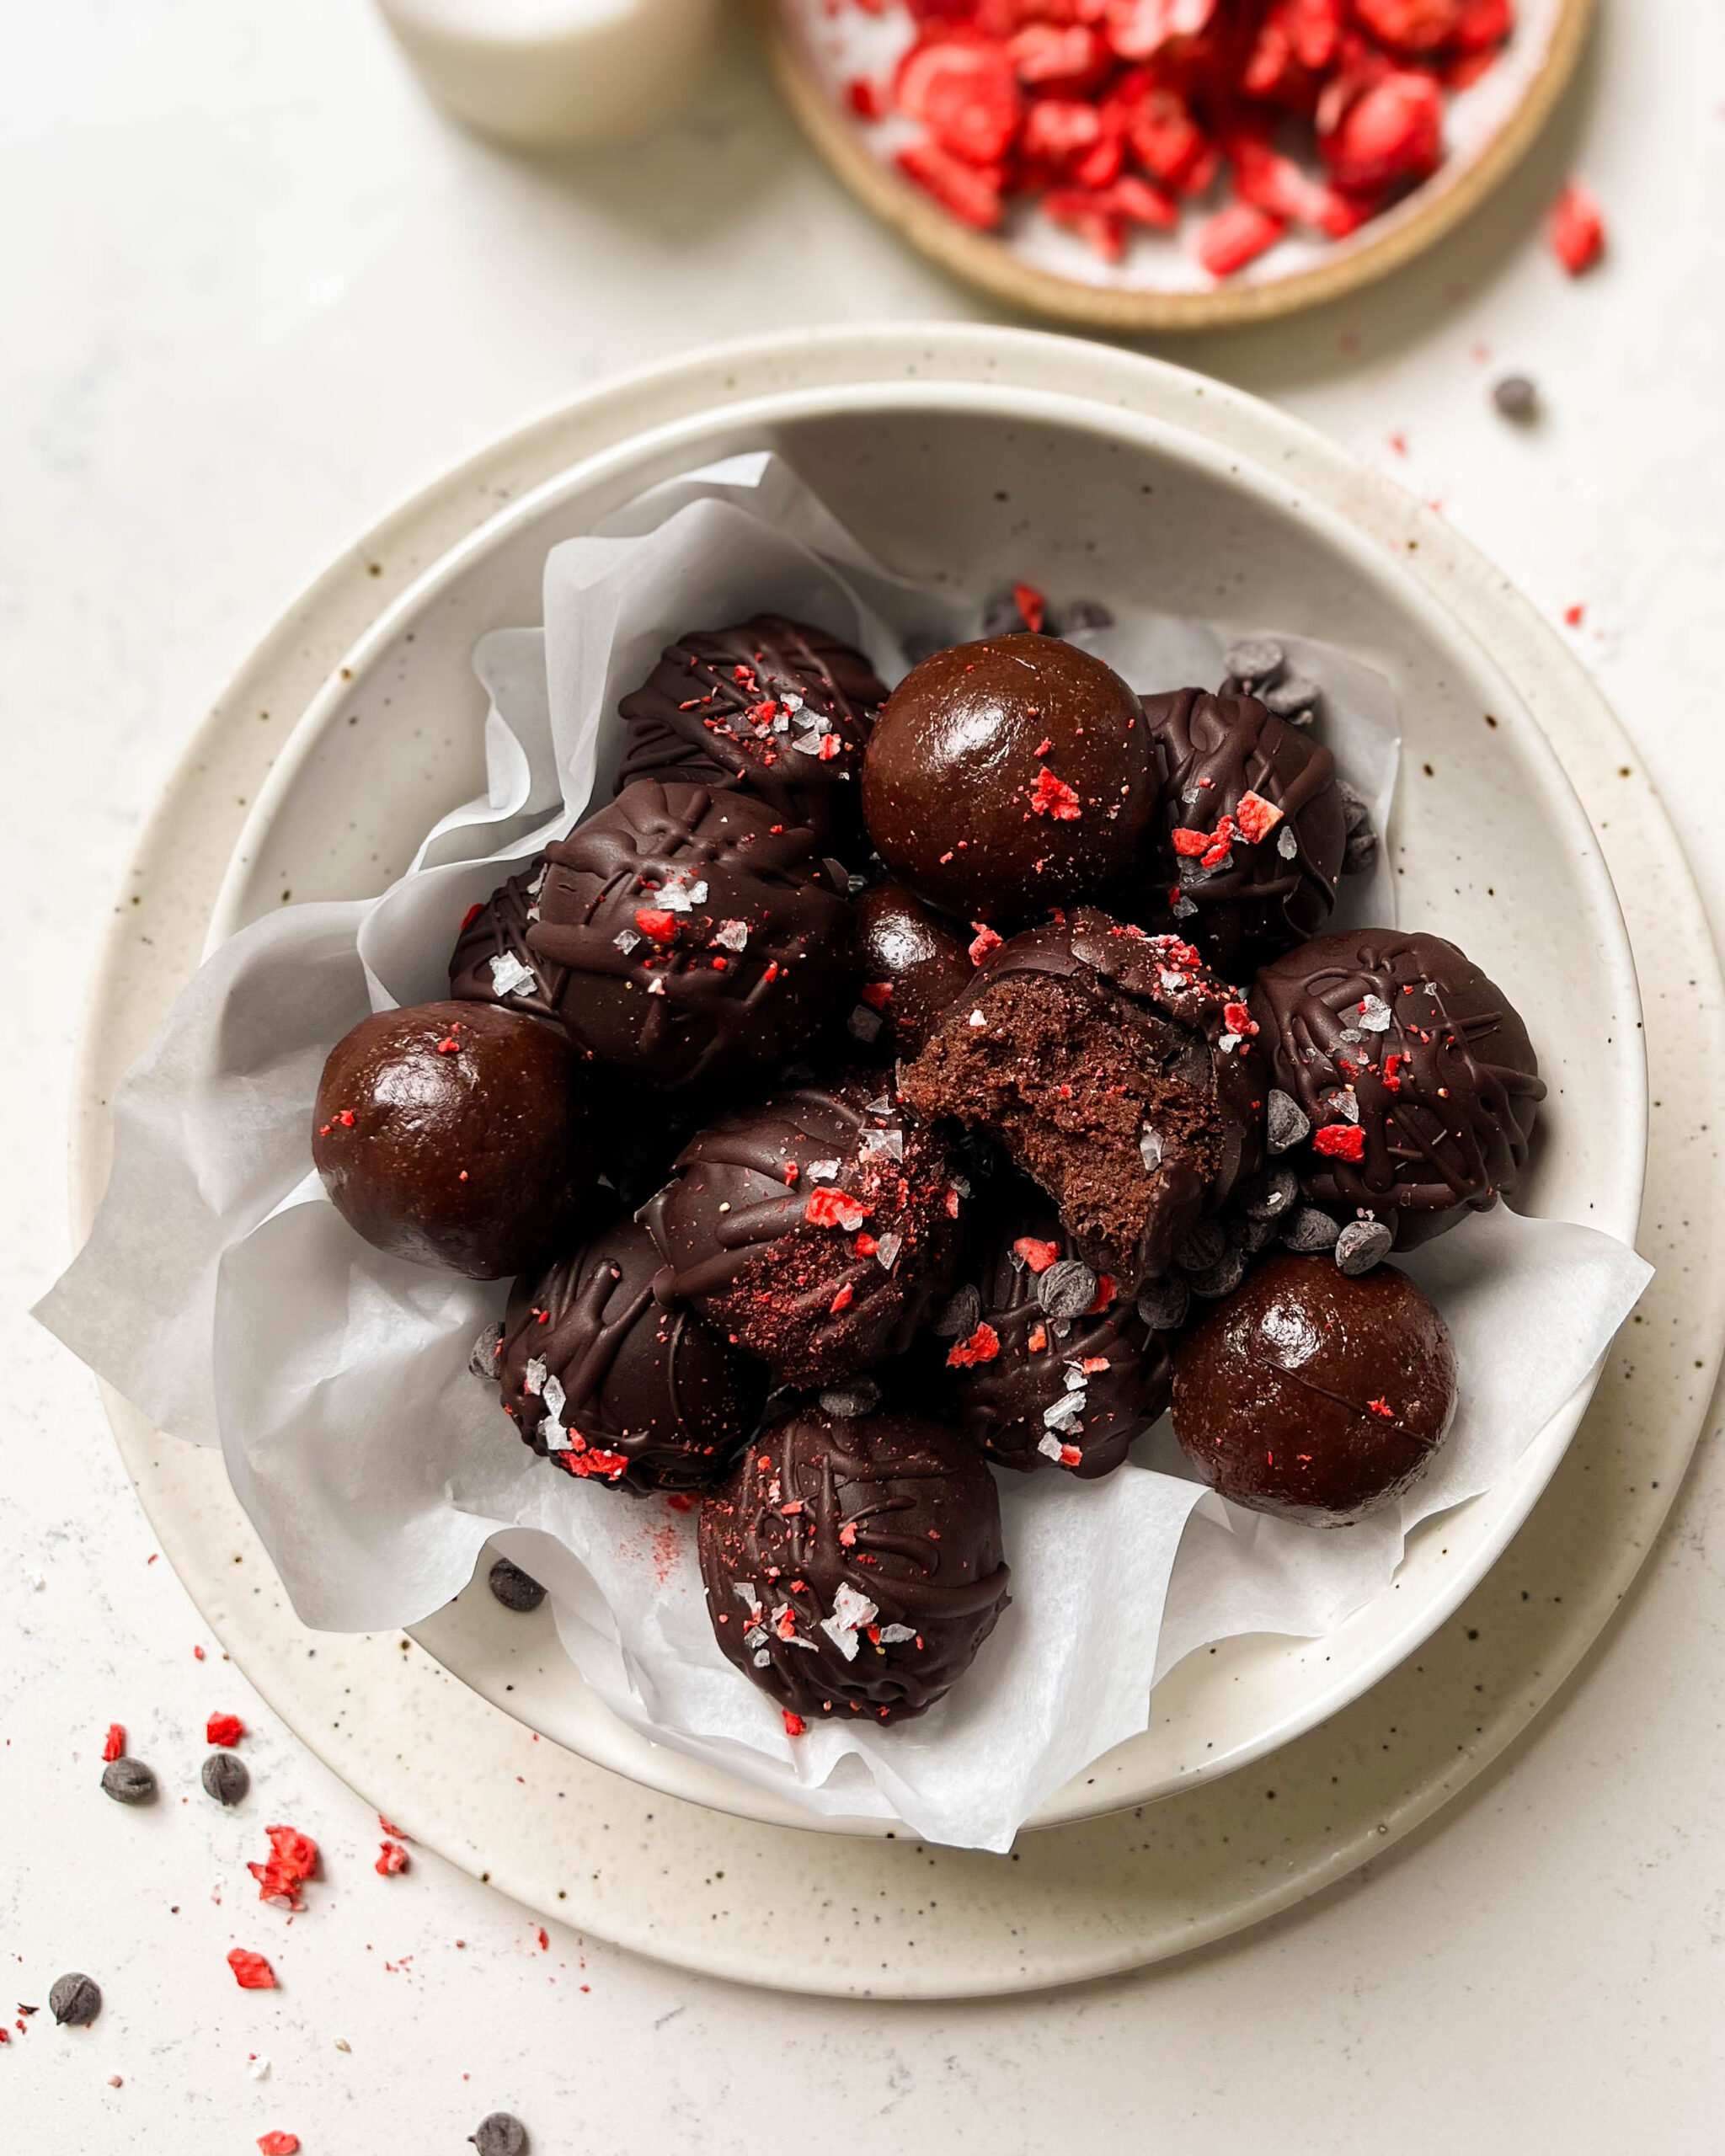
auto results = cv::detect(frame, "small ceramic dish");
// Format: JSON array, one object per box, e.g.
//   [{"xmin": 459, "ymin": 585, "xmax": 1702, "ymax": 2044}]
[
  {"xmin": 204, "ymin": 366, "xmax": 1643, "ymax": 1836},
  {"xmin": 763, "ymin": 0, "xmax": 1594, "ymax": 330}
]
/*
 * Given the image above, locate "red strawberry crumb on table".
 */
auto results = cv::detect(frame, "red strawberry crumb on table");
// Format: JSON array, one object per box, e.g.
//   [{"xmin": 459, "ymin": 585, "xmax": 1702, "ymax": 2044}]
[
  {"xmin": 257, "ymin": 2136, "xmax": 300, "ymax": 2155},
  {"xmin": 1028, "ymin": 768, "xmax": 1081, "ymax": 819},
  {"xmin": 101, "ymin": 1723, "xmax": 125, "ymax": 1763},
  {"xmin": 227, "ymin": 1949, "xmax": 277, "ymax": 1991},
  {"xmin": 378, "ymin": 1815, "xmax": 408, "ymax": 1838},
  {"xmin": 1313, "ymin": 1123, "xmax": 1366, "ymax": 1163},
  {"xmin": 377, "ymin": 1839, "xmax": 409, "ymax": 1876},
  {"xmin": 1012, "ymin": 1236, "xmax": 1060, "ymax": 1274},
  {"xmin": 783, "ymin": 1710, "xmax": 807, "ymax": 1737},
  {"xmin": 947, "ymin": 1322, "xmax": 1002, "ymax": 1368},
  {"xmin": 1548, "ymin": 179, "xmax": 1605, "ymax": 275},
  {"xmin": 1563, "ymin": 604, "xmax": 1585, "ymax": 628},
  {"xmin": 206, "ymin": 1712, "xmax": 245, "ymax": 1748},
  {"xmin": 248, "ymin": 1825, "xmax": 319, "ymax": 1908},
  {"xmin": 1234, "ymin": 789, "xmax": 1284, "ymax": 844}
]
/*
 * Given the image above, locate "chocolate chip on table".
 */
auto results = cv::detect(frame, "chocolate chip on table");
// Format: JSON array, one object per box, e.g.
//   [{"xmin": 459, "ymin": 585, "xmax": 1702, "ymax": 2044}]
[
  {"xmin": 819, "ymin": 1379, "xmax": 882, "ymax": 1420},
  {"xmin": 468, "ymin": 1322, "xmax": 504, "ymax": 1380},
  {"xmin": 1263, "ymin": 675, "xmax": 1320, "ymax": 721},
  {"xmin": 1335, "ymin": 1217, "xmax": 1395, "ymax": 1276},
  {"xmin": 1244, "ymin": 1166, "xmax": 1299, "ymax": 1221},
  {"xmin": 1036, "ymin": 1259, "xmax": 1098, "ymax": 1321},
  {"xmin": 1136, "ymin": 1274, "xmax": 1191, "ymax": 1333},
  {"xmin": 1493, "ymin": 374, "xmax": 1539, "ymax": 420},
  {"xmin": 49, "ymin": 1974, "xmax": 102, "ymax": 2027},
  {"xmin": 100, "ymin": 1757, "xmax": 157, "ymax": 1806},
  {"xmin": 471, "ymin": 2114, "xmax": 529, "ymax": 2156},
  {"xmin": 1265, "ymin": 1089, "xmax": 1312, "ymax": 1155},
  {"xmin": 1222, "ymin": 638, "xmax": 1284, "ymax": 687},
  {"xmin": 931, "ymin": 1283, "xmax": 983, "ymax": 1341},
  {"xmin": 488, "ymin": 1558, "xmax": 547, "ymax": 1614},
  {"xmin": 1188, "ymin": 1248, "xmax": 1248, "ymax": 1299},
  {"xmin": 1282, "ymin": 1207, "xmax": 1342, "ymax": 1255},
  {"xmin": 1338, "ymin": 783, "xmax": 1380, "ymax": 876},
  {"xmin": 201, "ymin": 1752, "xmax": 250, "ymax": 1806}
]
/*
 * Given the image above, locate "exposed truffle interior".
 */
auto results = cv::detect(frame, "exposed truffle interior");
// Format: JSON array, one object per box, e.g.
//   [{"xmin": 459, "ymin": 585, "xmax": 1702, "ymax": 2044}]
[{"xmin": 904, "ymin": 974, "xmax": 1220, "ymax": 1281}]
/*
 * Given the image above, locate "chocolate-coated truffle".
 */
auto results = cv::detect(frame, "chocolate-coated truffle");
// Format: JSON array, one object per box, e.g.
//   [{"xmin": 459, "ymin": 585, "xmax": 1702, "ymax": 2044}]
[
  {"xmin": 616, "ymin": 615, "xmax": 887, "ymax": 854},
  {"xmin": 1124, "ymin": 689, "xmax": 1346, "ymax": 974},
  {"xmin": 1171, "ymin": 1254, "xmax": 1456, "ymax": 1524},
  {"xmin": 449, "ymin": 857, "xmax": 567, "ymax": 1023},
  {"xmin": 901, "ymin": 908, "xmax": 1266, "ymax": 1290},
  {"xmin": 699, "ymin": 1407, "xmax": 1011, "ymax": 1723},
  {"xmin": 862, "ymin": 635, "xmax": 1156, "ymax": 923},
  {"xmin": 526, "ymin": 779, "xmax": 854, "ymax": 1093},
  {"xmin": 312, "ymin": 1001, "xmax": 592, "ymax": 1278},
  {"xmin": 499, "ymin": 1219, "xmax": 767, "ymax": 1495},
  {"xmin": 851, "ymin": 878, "xmax": 978, "ymax": 1059},
  {"xmin": 943, "ymin": 1209, "xmax": 1177, "ymax": 1478},
  {"xmin": 1250, "ymin": 929, "xmax": 1545, "ymax": 1248},
  {"xmin": 638, "ymin": 1077, "xmax": 960, "ymax": 1390}
]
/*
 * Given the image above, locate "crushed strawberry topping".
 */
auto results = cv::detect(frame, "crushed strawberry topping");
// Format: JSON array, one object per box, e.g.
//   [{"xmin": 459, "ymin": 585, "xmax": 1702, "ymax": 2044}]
[
  {"xmin": 1313, "ymin": 1123, "xmax": 1366, "ymax": 1162},
  {"xmin": 1028, "ymin": 768, "xmax": 1082, "ymax": 820},
  {"xmin": 248, "ymin": 1825, "xmax": 319, "ymax": 1908},
  {"xmin": 1012, "ymin": 1236, "xmax": 1060, "ymax": 1273},
  {"xmin": 969, "ymin": 924, "xmax": 1004, "ymax": 964},
  {"xmin": 946, "ymin": 1323, "xmax": 1002, "ymax": 1368},
  {"xmin": 206, "ymin": 1712, "xmax": 245, "ymax": 1748},
  {"xmin": 634, "ymin": 908, "xmax": 679, "ymax": 943},
  {"xmin": 805, "ymin": 1187, "xmax": 873, "ymax": 1231},
  {"xmin": 1234, "ymin": 789, "xmax": 1284, "ymax": 844}
]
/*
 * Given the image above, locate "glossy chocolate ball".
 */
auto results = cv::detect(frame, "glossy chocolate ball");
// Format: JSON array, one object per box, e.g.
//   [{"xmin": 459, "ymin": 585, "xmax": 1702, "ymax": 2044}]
[
  {"xmin": 851, "ymin": 878, "xmax": 978, "ymax": 1059},
  {"xmin": 699, "ymin": 1407, "xmax": 1011, "ymax": 1724},
  {"xmin": 1171, "ymin": 1254, "xmax": 1456, "ymax": 1524},
  {"xmin": 862, "ymin": 635, "xmax": 1156, "ymax": 923},
  {"xmin": 312, "ymin": 1001, "xmax": 592, "ymax": 1278},
  {"xmin": 1250, "ymin": 929, "xmax": 1545, "ymax": 1249}
]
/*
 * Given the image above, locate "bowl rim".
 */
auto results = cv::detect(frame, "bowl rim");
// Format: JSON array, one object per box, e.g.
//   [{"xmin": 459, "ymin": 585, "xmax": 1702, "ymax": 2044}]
[{"xmin": 199, "ymin": 368, "xmax": 1646, "ymax": 1838}]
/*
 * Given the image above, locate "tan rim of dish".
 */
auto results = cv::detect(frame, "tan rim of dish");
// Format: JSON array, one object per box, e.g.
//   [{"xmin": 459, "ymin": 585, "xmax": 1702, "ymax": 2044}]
[{"xmin": 762, "ymin": 0, "xmax": 1595, "ymax": 331}]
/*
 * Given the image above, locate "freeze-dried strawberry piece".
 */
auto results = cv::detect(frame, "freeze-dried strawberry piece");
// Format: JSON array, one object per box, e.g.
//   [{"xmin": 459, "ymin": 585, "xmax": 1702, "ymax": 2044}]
[
  {"xmin": 1319, "ymin": 70, "xmax": 1443, "ymax": 192},
  {"xmin": 227, "ymin": 1949, "xmax": 276, "ymax": 1991},
  {"xmin": 1022, "ymin": 96, "xmax": 1105, "ymax": 171},
  {"xmin": 248, "ymin": 1824, "xmax": 319, "ymax": 1908},
  {"xmin": 1008, "ymin": 21, "xmax": 1109, "ymax": 93},
  {"xmin": 847, "ymin": 77, "xmax": 887, "ymax": 120},
  {"xmin": 1104, "ymin": 0, "xmax": 1216, "ymax": 62},
  {"xmin": 1044, "ymin": 186, "xmax": 1127, "ymax": 259},
  {"xmin": 1241, "ymin": 0, "xmax": 1343, "ymax": 102},
  {"xmin": 206, "ymin": 1712, "xmax": 245, "ymax": 1748},
  {"xmin": 1112, "ymin": 171, "xmax": 1178, "ymax": 227},
  {"xmin": 1124, "ymin": 83, "xmax": 1210, "ymax": 188},
  {"xmin": 1227, "ymin": 135, "xmax": 1331, "ymax": 227},
  {"xmin": 1547, "ymin": 180, "xmax": 1605, "ymax": 275},
  {"xmin": 1452, "ymin": 0, "xmax": 1514, "ymax": 50},
  {"xmin": 1353, "ymin": 0, "xmax": 1462, "ymax": 56},
  {"xmin": 896, "ymin": 34, "xmax": 1023, "ymax": 165},
  {"xmin": 896, "ymin": 139, "xmax": 1005, "ymax": 228},
  {"xmin": 1196, "ymin": 203, "xmax": 1285, "ymax": 276}
]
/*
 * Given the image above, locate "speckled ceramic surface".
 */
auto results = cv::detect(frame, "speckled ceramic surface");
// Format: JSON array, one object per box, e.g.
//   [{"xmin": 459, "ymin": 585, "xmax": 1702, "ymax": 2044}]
[{"xmin": 75, "ymin": 327, "xmax": 1725, "ymax": 1994}]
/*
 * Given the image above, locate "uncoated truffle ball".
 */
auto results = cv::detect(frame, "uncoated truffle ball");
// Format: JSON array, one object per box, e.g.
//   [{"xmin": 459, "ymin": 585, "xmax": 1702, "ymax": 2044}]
[
  {"xmin": 862, "ymin": 635, "xmax": 1156, "ymax": 923},
  {"xmin": 312, "ymin": 1001, "xmax": 594, "ymax": 1278}
]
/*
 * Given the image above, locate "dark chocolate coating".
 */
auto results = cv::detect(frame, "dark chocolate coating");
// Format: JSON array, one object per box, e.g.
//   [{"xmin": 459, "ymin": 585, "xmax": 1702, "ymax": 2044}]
[
  {"xmin": 699, "ymin": 1408, "xmax": 1010, "ymax": 1723},
  {"xmin": 312, "ymin": 1001, "xmax": 591, "ymax": 1278},
  {"xmin": 1171, "ymin": 1254, "xmax": 1456, "ymax": 1524},
  {"xmin": 946, "ymin": 1208, "xmax": 1175, "ymax": 1479},
  {"xmin": 852, "ymin": 878, "xmax": 978, "ymax": 1059},
  {"xmin": 861, "ymin": 635, "xmax": 1156, "ymax": 924},
  {"xmin": 1123, "ymin": 689, "xmax": 1346, "ymax": 974},
  {"xmin": 638, "ymin": 1076, "xmax": 960, "ymax": 1390},
  {"xmin": 499, "ymin": 1219, "xmax": 766, "ymax": 1496},
  {"xmin": 1250, "ymin": 929, "xmax": 1545, "ymax": 1248},
  {"xmin": 526, "ymin": 779, "xmax": 854, "ymax": 1092},
  {"xmin": 617, "ymin": 615, "xmax": 886, "ymax": 854},
  {"xmin": 449, "ymin": 856, "xmax": 568, "ymax": 1023},
  {"xmin": 901, "ymin": 907, "xmax": 1266, "ymax": 1289}
]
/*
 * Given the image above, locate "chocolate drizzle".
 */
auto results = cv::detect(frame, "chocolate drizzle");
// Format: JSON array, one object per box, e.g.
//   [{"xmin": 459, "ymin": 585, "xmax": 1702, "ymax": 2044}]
[
  {"xmin": 698, "ymin": 1408, "xmax": 1011, "ymax": 1721},
  {"xmin": 448, "ymin": 856, "xmax": 569, "ymax": 1023},
  {"xmin": 1250, "ymin": 928, "xmax": 1545, "ymax": 1247}
]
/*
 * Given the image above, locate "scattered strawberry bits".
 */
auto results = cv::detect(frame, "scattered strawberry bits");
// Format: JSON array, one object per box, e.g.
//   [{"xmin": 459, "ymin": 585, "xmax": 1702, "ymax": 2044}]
[
  {"xmin": 1028, "ymin": 768, "xmax": 1082, "ymax": 819},
  {"xmin": 1313, "ymin": 1123, "xmax": 1366, "ymax": 1162},
  {"xmin": 257, "ymin": 2134, "xmax": 300, "ymax": 2155},
  {"xmin": 206, "ymin": 1712, "xmax": 245, "ymax": 1748},
  {"xmin": 946, "ymin": 1322, "xmax": 1002, "ymax": 1368},
  {"xmin": 1548, "ymin": 179, "xmax": 1605, "ymax": 275},
  {"xmin": 376, "ymin": 1839, "xmax": 409, "ymax": 1876},
  {"xmin": 227, "ymin": 1949, "xmax": 277, "ymax": 1991},
  {"xmin": 101, "ymin": 1723, "xmax": 126, "ymax": 1764},
  {"xmin": 248, "ymin": 1825, "xmax": 319, "ymax": 1908}
]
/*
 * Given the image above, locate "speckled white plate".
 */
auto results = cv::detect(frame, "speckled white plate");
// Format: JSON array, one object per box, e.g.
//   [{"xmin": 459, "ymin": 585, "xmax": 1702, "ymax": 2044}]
[{"xmin": 74, "ymin": 327, "xmax": 1725, "ymax": 1993}]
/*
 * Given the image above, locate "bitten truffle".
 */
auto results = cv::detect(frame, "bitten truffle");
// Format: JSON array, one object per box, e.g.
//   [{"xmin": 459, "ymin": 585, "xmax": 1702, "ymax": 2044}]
[
  {"xmin": 1250, "ymin": 928, "xmax": 1545, "ymax": 1248},
  {"xmin": 1171, "ymin": 1254, "xmax": 1457, "ymax": 1524},
  {"xmin": 448, "ymin": 856, "xmax": 567, "ymax": 1023},
  {"xmin": 851, "ymin": 878, "xmax": 978, "ymax": 1059},
  {"xmin": 1126, "ymin": 688, "xmax": 1346, "ymax": 973},
  {"xmin": 698, "ymin": 1407, "xmax": 1011, "ymax": 1722},
  {"xmin": 943, "ymin": 1208, "xmax": 1178, "ymax": 1479},
  {"xmin": 862, "ymin": 635, "xmax": 1156, "ymax": 923},
  {"xmin": 616, "ymin": 615, "xmax": 887, "ymax": 854},
  {"xmin": 498, "ymin": 1219, "xmax": 767, "ymax": 1495},
  {"xmin": 526, "ymin": 778, "xmax": 854, "ymax": 1092},
  {"xmin": 312, "ymin": 1001, "xmax": 592, "ymax": 1278},
  {"xmin": 638, "ymin": 1077, "xmax": 961, "ymax": 1390},
  {"xmin": 901, "ymin": 908, "xmax": 1266, "ymax": 1290}
]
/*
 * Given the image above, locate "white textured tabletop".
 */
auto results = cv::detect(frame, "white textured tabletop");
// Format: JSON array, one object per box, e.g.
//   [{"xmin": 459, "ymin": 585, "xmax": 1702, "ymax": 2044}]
[{"xmin": 6, "ymin": 3, "xmax": 1725, "ymax": 2149}]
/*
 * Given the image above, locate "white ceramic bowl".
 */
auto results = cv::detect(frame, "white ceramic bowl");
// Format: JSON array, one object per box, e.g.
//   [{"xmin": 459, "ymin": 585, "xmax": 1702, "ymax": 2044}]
[{"xmin": 208, "ymin": 373, "xmax": 1643, "ymax": 1836}]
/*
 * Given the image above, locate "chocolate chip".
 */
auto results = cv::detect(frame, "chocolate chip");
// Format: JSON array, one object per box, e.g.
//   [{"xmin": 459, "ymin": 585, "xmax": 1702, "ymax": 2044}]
[
  {"xmin": 100, "ymin": 1757, "xmax": 157, "ymax": 1806},
  {"xmin": 819, "ymin": 1379, "xmax": 881, "ymax": 1420},
  {"xmin": 1282, "ymin": 1207, "xmax": 1342, "ymax": 1254},
  {"xmin": 1244, "ymin": 1166, "xmax": 1298, "ymax": 1220},
  {"xmin": 1338, "ymin": 782, "xmax": 1380, "ymax": 875},
  {"xmin": 201, "ymin": 1753, "xmax": 250, "ymax": 1806},
  {"xmin": 1037, "ymin": 1259, "xmax": 1098, "ymax": 1321},
  {"xmin": 487, "ymin": 1558, "xmax": 547, "ymax": 1614},
  {"xmin": 471, "ymin": 2115, "xmax": 529, "ymax": 2156},
  {"xmin": 932, "ymin": 1283, "xmax": 983, "ymax": 1340},
  {"xmin": 1223, "ymin": 638, "xmax": 1284, "ymax": 686},
  {"xmin": 1173, "ymin": 1220, "xmax": 1227, "ymax": 1273},
  {"xmin": 982, "ymin": 588, "xmax": 1036, "ymax": 638},
  {"xmin": 1335, "ymin": 1218, "xmax": 1395, "ymax": 1276},
  {"xmin": 1263, "ymin": 675, "xmax": 1320, "ymax": 719},
  {"xmin": 468, "ymin": 1322, "xmax": 504, "ymax": 1380},
  {"xmin": 1231, "ymin": 1214, "xmax": 1280, "ymax": 1255},
  {"xmin": 1188, "ymin": 1248, "xmax": 1248, "ymax": 1299},
  {"xmin": 1051, "ymin": 596, "xmax": 1114, "ymax": 639},
  {"xmin": 1135, "ymin": 1274, "xmax": 1190, "ymax": 1332},
  {"xmin": 1265, "ymin": 1089, "xmax": 1311, "ymax": 1154},
  {"xmin": 1493, "ymin": 374, "xmax": 1539, "ymax": 420},
  {"xmin": 49, "ymin": 1974, "xmax": 101, "ymax": 2027}
]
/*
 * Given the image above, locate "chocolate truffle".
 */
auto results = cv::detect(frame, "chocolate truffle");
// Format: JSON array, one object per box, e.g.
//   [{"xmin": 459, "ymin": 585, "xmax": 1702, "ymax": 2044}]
[
  {"xmin": 1124, "ymin": 689, "xmax": 1346, "ymax": 974},
  {"xmin": 1250, "ymin": 929, "xmax": 1545, "ymax": 1248},
  {"xmin": 861, "ymin": 635, "xmax": 1156, "ymax": 924},
  {"xmin": 616, "ymin": 615, "xmax": 886, "ymax": 854},
  {"xmin": 312, "ymin": 1001, "xmax": 592, "ymax": 1278},
  {"xmin": 901, "ymin": 908, "xmax": 1266, "ymax": 1290},
  {"xmin": 638, "ymin": 1077, "xmax": 961, "ymax": 1390},
  {"xmin": 449, "ymin": 856, "xmax": 567, "ymax": 1023},
  {"xmin": 943, "ymin": 1209, "xmax": 1177, "ymax": 1478},
  {"xmin": 525, "ymin": 778, "xmax": 854, "ymax": 1093},
  {"xmin": 1171, "ymin": 1254, "xmax": 1456, "ymax": 1524},
  {"xmin": 851, "ymin": 878, "xmax": 979, "ymax": 1059},
  {"xmin": 699, "ymin": 1407, "xmax": 1010, "ymax": 1723},
  {"xmin": 499, "ymin": 1219, "xmax": 766, "ymax": 1495}
]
